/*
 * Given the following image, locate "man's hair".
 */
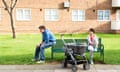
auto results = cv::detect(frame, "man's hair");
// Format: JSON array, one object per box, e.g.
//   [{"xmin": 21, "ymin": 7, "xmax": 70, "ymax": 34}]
[
  {"xmin": 38, "ymin": 25, "xmax": 46, "ymax": 30},
  {"xmin": 89, "ymin": 28, "xmax": 95, "ymax": 33}
]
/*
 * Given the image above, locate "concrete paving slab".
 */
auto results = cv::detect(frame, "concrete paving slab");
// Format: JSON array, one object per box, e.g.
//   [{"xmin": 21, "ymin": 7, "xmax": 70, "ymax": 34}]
[
  {"xmin": 94, "ymin": 65, "xmax": 115, "ymax": 70},
  {"xmin": 96, "ymin": 70, "xmax": 118, "ymax": 72},
  {"xmin": 117, "ymin": 70, "xmax": 120, "ymax": 72},
  {"xmin": 112, "ymin": 65, "xmax": 120, "ymax": 70},
  {"xmin": 0, "ymin": 64, "xmax": 119, "ymax": 72},
  {"xmin": 33, "ymin": 70, "xmax": 54, "ymax": 72},
  {"xmin": 0, "ymin": 70, "xmax": 33, "ymax": 72},
  {"xmin": 0, "ymin": 65, "xmax": 16, "ymax": 70},
  {"xmin": 54, "ymin": 69, "xmax": 71, "ymax": 72}
]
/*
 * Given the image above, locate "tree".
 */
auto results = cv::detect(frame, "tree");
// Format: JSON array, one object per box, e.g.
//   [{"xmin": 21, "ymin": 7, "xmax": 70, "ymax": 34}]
[{"xmin": 2, "ymin": 0, "xmax": 18, "ymax": 39}]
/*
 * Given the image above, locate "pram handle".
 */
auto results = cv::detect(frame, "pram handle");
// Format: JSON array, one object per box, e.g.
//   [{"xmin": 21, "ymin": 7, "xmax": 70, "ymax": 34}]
[
  {"xmin": 59, "ymin": 34, "xmax": 66, "ymax": 44},
  {"xmin": 59, "ymin": 33, "xmax": 76, "ymax": 45}
]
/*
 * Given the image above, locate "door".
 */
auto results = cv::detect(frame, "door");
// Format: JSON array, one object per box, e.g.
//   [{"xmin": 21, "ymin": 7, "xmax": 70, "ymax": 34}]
[{"xmin": 116, "ymin": 10, "xmax": 120, "ymax": 21}]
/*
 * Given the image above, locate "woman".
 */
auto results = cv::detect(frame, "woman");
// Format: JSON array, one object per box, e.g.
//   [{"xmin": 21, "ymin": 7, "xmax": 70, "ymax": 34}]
[{"xmin": 87, "ymin": 28, "xmax": 98, "ymax": 64}]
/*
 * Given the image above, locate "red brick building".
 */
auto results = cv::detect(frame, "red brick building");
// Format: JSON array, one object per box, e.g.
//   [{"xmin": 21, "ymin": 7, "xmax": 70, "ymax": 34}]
[{"xmin": 0, "ymin": 0, "xmax": 120, "ymax": 33}]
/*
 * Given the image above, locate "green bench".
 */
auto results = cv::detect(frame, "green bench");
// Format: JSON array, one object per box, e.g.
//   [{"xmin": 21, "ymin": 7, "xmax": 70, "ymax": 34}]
[{"xmin": 51, "ymin": 38, "xmax": 104, "ymax": 62}]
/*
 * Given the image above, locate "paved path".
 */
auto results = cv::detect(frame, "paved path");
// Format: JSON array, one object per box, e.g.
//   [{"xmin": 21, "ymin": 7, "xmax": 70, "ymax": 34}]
[{"xmin": 0, "ymin": 64, "xmax": 120, "ymax": 72}]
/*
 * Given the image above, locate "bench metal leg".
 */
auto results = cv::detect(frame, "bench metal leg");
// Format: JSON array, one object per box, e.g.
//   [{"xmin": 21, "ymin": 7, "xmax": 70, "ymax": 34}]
[
  {"xmin": 102, "ymin": 52, "xmax": 104, "ymax": 63},
  {"xmin": 100, "ymin": 51, "xmax": 104, "ymax": 63},
  {"xmin": 51, "ymin": 52, "xmax": 54, "ymax": 60},
  {"xmin": 51, "ymin": 47, "xmax": 54, "ymax": 60}
]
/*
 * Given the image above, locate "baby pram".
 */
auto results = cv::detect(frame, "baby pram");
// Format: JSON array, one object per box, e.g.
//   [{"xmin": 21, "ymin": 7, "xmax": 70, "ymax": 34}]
[{"xmin": 61, "ymin": 34, "xmax": 90, "ymax": 72}]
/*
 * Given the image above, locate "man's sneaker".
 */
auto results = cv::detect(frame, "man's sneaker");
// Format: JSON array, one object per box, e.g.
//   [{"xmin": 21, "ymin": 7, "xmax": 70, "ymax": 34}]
[{"xmin": 36, "ymin": 60, "xmax": 45, "ymax": 64}]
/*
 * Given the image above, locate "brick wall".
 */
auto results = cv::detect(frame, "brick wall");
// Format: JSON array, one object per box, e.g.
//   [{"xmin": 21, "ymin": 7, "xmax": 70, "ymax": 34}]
[{"xmin": 0, "ymin": 0, "xmax": 117, "ymax": 34}]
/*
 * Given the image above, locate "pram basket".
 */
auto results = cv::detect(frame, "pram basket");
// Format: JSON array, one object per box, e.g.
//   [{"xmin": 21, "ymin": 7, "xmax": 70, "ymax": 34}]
[{"xmin": 61, "ymin": 34, "xmax": 90, "ymax": 72}]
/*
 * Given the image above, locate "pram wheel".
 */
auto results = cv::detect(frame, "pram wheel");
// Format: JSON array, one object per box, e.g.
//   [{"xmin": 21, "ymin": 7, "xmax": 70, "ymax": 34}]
[
  {"xmin": 72, "ymin": 65, "xmax": 77, "ymax": 72},
  {"xmin": 83, "ymin": 63, "xmax": 90, "ymax": 70}
]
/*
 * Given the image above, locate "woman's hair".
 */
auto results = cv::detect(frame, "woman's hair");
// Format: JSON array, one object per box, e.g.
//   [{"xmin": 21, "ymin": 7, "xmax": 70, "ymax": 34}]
[
  {"xmin": 89, "ymin": 28, "xmax": 95, "ymax": 33},
  {"xmin": 38, "ymin": 25, "xmax": 46, "ymax": 30}
]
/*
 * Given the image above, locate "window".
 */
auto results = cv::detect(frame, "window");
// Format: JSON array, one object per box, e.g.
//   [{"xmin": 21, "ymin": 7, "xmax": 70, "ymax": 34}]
[
  {"xmin": 72, "ymin": 10, "xmax": 85, "ymax": 21},
  {"xmin": 98, "ymin": 10, "xmax": 110, "ymax": 21},
  {"xmin": 16, "ymin": 8, "xmax": 31, "ymax": 21},
  {"xmin": 0, "ymin": 8, "xmax": 1, "ymax": 20},
  {"xmin": 45, "ymin": 9, "xmax": 59, "ymax": 21}
]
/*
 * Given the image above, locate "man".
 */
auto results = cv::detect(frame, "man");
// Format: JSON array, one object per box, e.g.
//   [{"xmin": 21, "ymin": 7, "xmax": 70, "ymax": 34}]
[
  {"xmin": 32, "ymin": 25, "xmax": 56, "ymax": 63},
  {"xmin": 87, "ymin": 28, "xmax": 98, "ymax": 64}
]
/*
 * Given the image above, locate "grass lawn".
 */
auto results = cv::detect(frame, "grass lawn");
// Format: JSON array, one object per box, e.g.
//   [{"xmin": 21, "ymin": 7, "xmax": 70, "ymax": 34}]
[{"xmin": 0, "ymin": 33, "xmax": 120, "ymax": 65}]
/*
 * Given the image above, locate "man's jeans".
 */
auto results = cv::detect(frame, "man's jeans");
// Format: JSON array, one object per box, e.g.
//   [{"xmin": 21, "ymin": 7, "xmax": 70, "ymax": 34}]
[{"xmin": 34, "ymin": 42, "xmax": 56, "ymax": 61}]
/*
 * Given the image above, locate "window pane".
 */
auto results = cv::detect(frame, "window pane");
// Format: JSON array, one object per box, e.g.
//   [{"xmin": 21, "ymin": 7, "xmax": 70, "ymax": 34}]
[
  {"xmin": 78, "ymin": 10, "xmax": 84, "ymax": 15},
  {"xmin": 51, "ymin": 9, "xmax": 58, "ymax": 15},
  {"xmin": 24, "ymin": 9, "xmax": 31, "ymax": 20},
  {"xmin": 16, "ymin": 9, "xmax": 23, "ymax": 20},
  {"xmin": 51, "ymin": 16, "xmax": 57, "ymax": 21},
  {"xmin": 45, "ymin": 15, "xmax": 51, "ymax": 21},
  {"xmin": 104, "ymin": 17, "xmax": 109, "ymax": 20},
  {"xmin": 25, "ymin": 15, "xmax": 31, "ymax": 20},
  {"xmin": 98, "ymin": 16, "xmax": 103, "ymax": 20},
  {"xmin": 53, "ymin": 15, "xmax": 58, "ymax": 19},
  {"xmin": 104, "ymin": 13, "xmax": 109, "ymax": 17},
  {"xmin": 104, "ymin": 10, "xmax": 110, "ymax": 20},
  {"xmin": 24, "ymin": 9, "xmax": 30, "ymax": 15},
  {"xmin": 45, "ymin": 9, "xmax": 51, "ymax": 15},
  {"xmin": 72, "ymin": 10, "xmax": 78, "ymax": 15},
  {"xmin": 105, "ymin": 10, "xmax": 109, "ymax": 14},
  {"xmin": 98, "ymin": 11, "xmax": 103, "ymax": 16},
  {"xmin": 98, "ymin": 10, "xmax": 103, "ymax": 20},
  {"xmin": 78, "ymin": 16, "xmax": 83, "ymax": 21},
  {"xmin": 104, "ymin": 11, "xmax": 109, "ymax": 17},
  {"xmin": 72, "ymin": 15, "xmax": 78, "ymax": 21}
]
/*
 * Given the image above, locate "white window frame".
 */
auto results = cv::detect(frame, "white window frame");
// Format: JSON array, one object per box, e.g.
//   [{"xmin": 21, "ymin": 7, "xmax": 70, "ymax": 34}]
[
  {"xmin": 98, "ymin": 10, "xmax": 110, "ymax": 21},
  {"xmin": 45, "ymin": 9, "xmax": 59, "ymax": 21},
  {"xmin": 16, "ymin": 8, "xmax": 31, "ymax": 21},
  {"xmin": 0, "ymin": 8, "xmax": 1, "ymax": 21},
  {"xmin": 72, "ymin": 9, "xmax": 85, "ymax": 21}
]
